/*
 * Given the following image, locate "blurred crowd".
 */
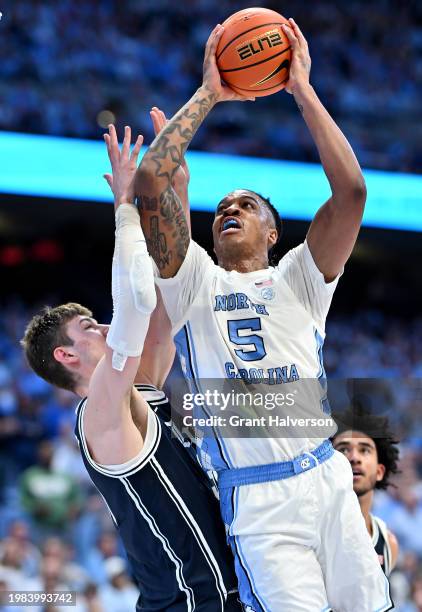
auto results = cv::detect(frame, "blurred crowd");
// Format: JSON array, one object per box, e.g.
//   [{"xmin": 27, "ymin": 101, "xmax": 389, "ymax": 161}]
[
  {"xmin": 1, "ymin": 0, "xmax": 421, "ymax": 173},
  {"xmin": 0, "ymin": 300, "xmax": 421, "ymax": 609},
  {"xmin": 0, "ymin": 306, "xmax": 139, "ymax": 611}
]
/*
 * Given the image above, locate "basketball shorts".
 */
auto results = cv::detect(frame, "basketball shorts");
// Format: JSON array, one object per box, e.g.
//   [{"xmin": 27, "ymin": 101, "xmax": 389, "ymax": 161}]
[{"xmin": 219, "ymin": 449, "xmax": 393, "ymax": 612}]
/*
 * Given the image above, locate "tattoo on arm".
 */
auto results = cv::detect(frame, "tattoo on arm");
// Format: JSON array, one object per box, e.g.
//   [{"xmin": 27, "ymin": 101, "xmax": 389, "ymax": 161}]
[
  {"xmin": 140, "ymin": 195, "xmax": 158, "ymax": 211},
  {"xmin": 137, "ymin": 88, "xmax": 217, "ymax": 276},
  {"xmin": 150, "ymin": 91, "xmax": 216, "ymax": 169},
  {"xmin": 146, "ymin": 216, "xmax": 170, "ymax": 271},
  {"xmin": 159, "ymin": 186, "xmax": 190, "ymax": 263}
]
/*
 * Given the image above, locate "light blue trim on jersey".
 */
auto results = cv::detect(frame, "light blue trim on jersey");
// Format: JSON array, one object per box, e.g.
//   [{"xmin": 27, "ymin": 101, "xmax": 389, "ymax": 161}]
[
  {"xmin": 176, "ymin": 325, "xmax": 230, "ymax": 473},
  {"xmin": 174, "ymin": 328, "xmax": 201, "ymax": 393},
  {"xmin": 185, "ymin": 322, "xmax": 201, "ymax": 383},
  {"xmin": 218, "ymin": 440, "xmax": 334, "ymax": 490},
  {"xmin": 175, "ymin": 324, "xmax": 233, "ymax": 472},
  {"xmin": 373, "ymin": 574, "xmax": 393, "ymax": 612},
  {"xmin": 185, "ymin": 322, "xmax": 234, "ymax": 470},
  {"xmin": 314, "ymin": 327, "xmax": 331, "ymax": 415}
]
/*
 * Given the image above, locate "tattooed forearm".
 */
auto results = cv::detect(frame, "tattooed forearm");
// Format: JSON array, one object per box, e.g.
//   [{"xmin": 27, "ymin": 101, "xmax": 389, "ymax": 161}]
[
  {"xmin": 146, "ymin": 216, "xmax": 171, "ymax": 271},
  {"xmin": 147, "ymin": 86, "xmax": 217, "ymax": 181},
  {"xmin": 139, "ymin": 195, "xmax": 158, "ymax": 211},
  {"xmin": 159, "ymin": 186, "xmax": 190, "ymax": 261},
  {"xmin": 136, "ymin": 86, "xmax": 215, "ymax": 277}
]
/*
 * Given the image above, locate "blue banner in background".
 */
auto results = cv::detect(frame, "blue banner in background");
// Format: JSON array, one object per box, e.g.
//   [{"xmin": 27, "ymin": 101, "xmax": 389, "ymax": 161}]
[{"xmin": 1, "ymin": 131, "xmax": 421, "ymax": 231}]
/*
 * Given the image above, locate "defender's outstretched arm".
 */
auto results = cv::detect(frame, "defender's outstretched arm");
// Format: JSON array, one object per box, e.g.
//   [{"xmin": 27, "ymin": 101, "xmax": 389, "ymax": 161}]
[
  {"xmin": 282, "ymin": 19, "xmax": 366, "ymax": 282},
  {"xmin": 85, "ymin": 126, "xmax": 155, "ymax": 464}
]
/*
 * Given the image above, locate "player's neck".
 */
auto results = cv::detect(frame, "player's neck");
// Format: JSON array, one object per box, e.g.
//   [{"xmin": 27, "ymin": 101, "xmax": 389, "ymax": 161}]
[
  {"xmin": 74, "ymin": 369, "xmax": 92, "ymax": 399},
  {"xmin": 75, "ymin": 381, "xmax": 89, "ymax": 398},
  {"xmin": 358, "ymin": 489, "xmax": 374, "ymax": 536},
  {"xmin": 218, "ymin": 252, "xmax": 269, "ymax": 273}
]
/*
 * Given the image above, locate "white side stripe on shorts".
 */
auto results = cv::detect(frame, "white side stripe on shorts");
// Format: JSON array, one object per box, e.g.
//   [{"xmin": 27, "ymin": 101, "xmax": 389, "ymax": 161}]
[
  {"xmin": 121, "ymin": 476, "xmax": 195, "ymax": 611},
  {"xmin": 151, "ymin": 457, "xmax": 227, "ymax": 610}
]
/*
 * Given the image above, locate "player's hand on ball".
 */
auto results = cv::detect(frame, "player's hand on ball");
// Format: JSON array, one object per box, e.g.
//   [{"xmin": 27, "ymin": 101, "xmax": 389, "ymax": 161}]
[
  {"xmin": 202, "ymin": 24, "xmax": 255, "ymax": 103},
  {"xmin": 103, "ymin": 124, "xmax": 143, "ymax": 208},
  {"xmin": 281, "ymin": 18, "xmax": 311, "ymax": 95},
  {"xmin": 150, "ymin": 106, "xmax": 190, "ymax": 190}
]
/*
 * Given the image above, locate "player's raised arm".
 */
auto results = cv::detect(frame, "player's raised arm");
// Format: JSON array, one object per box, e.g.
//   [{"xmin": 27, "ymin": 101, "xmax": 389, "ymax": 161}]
[
  {"xmin": 282, "ymin": 19, "xmax": 367, "ymax": 282},
  {"xmin": 83, "ymin": 125, "xmax": 156, "ymax": 460},
  {"xmin": 132, "ymin": 107, "xmax": 192, "ymax": 389},
  {"xmin": 136, "ymin": 24, "xmax": 253, "ymax": 279},
  {"xmin": 149, "ymin": 106, "xmax": 192, "ymax": 236}
]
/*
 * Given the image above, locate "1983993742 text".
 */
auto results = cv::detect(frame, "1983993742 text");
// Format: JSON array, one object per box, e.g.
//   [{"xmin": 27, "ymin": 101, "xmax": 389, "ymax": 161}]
[{"xmin": 1, "ymin": 591, "xmax": 76, "ymax": 606}]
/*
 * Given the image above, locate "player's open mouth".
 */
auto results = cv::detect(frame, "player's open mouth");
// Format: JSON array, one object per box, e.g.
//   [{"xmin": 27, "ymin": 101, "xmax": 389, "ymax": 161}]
[
  {"xmin": 221, "ymin": 217, "xmax": 242, "ymax": 234},
  {"xmin": 352, "ymin": 470, "xmax": 364, "ymax": 479}
]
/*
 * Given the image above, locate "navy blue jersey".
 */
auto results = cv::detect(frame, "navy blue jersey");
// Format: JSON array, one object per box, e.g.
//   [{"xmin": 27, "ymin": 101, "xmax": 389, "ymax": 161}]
[
  {"xmin": 74, "ymin": 384, "xmax": 241, "ymax": 611},
  {"xmin": 371, "ymin": 514, "xmax": 393, "ymax": 577}
]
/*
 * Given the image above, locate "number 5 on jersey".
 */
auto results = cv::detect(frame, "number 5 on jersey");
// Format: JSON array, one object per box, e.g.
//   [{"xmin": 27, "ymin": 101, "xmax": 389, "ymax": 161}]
[{"xmin": 227, "ymin": 318, "xmax": 267, "ymax": 361}]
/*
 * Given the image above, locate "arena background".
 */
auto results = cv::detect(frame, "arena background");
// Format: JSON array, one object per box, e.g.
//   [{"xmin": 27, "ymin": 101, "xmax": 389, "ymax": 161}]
[{"xmin": 0, "ymin": 1, "xmax": 421, "ymax": 610}]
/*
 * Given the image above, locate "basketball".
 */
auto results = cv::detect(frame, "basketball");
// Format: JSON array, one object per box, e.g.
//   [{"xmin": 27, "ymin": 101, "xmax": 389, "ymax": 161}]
[{"xmin": 216, "ymin": 8, "xmax": 291, "ymax": 97}]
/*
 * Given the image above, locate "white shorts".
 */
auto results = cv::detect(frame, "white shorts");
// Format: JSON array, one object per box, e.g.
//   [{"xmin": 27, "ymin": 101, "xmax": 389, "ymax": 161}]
[{"xmin": 219, "ymin": 449, "xmax": 392, "ymax": 612}]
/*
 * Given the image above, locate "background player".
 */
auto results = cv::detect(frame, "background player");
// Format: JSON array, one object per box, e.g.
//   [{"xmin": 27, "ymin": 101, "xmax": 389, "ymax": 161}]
[
  {"xmin": 21, "ymin": 122, "xmax": 241, "ymax": 611},
  {"xmin": 135, "ymin": 19, "xmax": 392, "ymax": 612},
  {"xmin": 333, "ymin": 405, "xmax": 400, "ymax": 576}
]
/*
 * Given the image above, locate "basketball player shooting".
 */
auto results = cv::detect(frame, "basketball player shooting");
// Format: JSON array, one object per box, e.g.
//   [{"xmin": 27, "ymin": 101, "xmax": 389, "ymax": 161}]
[
  {"xmin": 21, "ymin": 122, "xmax": 242, "ymax": 611},
  {"xmin": 136, "ymin": 19, "xmax": 392, "ymax": 612},
  {"xmin": 332, "ymin": 407, "xmax": 400, "ymax": 576}
]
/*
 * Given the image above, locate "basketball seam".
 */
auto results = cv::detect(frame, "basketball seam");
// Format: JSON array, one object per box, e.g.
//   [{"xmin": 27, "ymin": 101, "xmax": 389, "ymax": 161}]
[
  {"xmin": 216, "ymin": 22, "xmax": 288, "ymax": 61},
  {"xmin": 229, "ymin": 77, "xmax": 289, "ymax": 93},
  {"xmin": 253, "ymin": 59, "xmax": 290, "ymax": 86},
  {"xmin": 219, "ymin": 46, "xmax": 291, "ymax": 73}
]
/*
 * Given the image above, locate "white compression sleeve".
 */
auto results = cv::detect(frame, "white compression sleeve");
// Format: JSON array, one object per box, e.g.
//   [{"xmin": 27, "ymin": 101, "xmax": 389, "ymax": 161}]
[{"xmin": 106, "ymin": 203, "xmax": 157, "ymax": 371}]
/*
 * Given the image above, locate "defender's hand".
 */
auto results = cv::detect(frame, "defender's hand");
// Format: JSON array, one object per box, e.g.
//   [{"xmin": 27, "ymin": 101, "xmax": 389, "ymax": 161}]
[
  {"xmin": 281, "ymin": 18, "xmax": 312, "ymax": 95},
  {"xmin": 150, "ymin": 106, "xmax": 190, "ymax": 189},
  {"xmin": 202, "ymin": 24, "xmax": 255, "ymax": 103},
  {"xmin": 103, "ymin": 125, "xmax": 143, "ymax": 208}
]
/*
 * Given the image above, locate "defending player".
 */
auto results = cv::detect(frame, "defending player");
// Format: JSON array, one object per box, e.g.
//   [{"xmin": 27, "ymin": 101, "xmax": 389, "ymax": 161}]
[
  {"xmin": 136, "ymin": 19, "xmax": 392, "ymax": 612},
  {"xmin": 22, "ymin": 123, "xmax": 241, "ymax": 611},
  {"xmin": 332, "ymin": 406, "xmax": 400, "ymax": 576}
]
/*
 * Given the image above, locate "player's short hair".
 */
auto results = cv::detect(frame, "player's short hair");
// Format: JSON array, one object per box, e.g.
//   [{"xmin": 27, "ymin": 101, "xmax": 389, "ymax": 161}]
[
  {"xmin": 21, "ymin": 303, "xmax": 92, "ymax": 393},
  {"xmin": 332, "ymin": 404, "xmax": 400, "ymax": 490},
  {"xmin": 248, "ymin": 191, "xmax": 283, "ymax": 265}
]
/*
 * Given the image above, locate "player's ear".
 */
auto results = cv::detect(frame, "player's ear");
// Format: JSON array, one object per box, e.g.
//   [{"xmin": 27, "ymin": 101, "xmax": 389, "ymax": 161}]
[
  {"xmin": 53, "ymin": 346, "xmax": 79, "ymax": 366},
  {"xmin": 267, "ymin": 227, "xmax": 278, "ymax": 249},
  {"xmin": 376, "ymin": 463, "xmax": 386, "ymax": 483}
]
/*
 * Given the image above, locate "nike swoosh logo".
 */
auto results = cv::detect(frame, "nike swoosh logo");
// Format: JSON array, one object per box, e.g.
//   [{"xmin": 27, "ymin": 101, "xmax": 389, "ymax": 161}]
[{"xmin": 252, "ymin": 59, "xmax": 290, "ymax": 86}]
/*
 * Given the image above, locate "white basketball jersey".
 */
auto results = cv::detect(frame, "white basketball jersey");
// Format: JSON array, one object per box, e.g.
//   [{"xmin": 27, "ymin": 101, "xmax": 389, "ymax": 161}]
[{"xmin": 156, "ymin": 240, "xmax": 339, "ymax": 470}]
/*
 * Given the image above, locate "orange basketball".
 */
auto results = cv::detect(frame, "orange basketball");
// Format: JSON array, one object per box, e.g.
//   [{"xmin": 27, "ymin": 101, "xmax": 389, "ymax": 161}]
[{"xmin": 216, "ymin": 8, "xmax": 291, "ymax": 97}]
